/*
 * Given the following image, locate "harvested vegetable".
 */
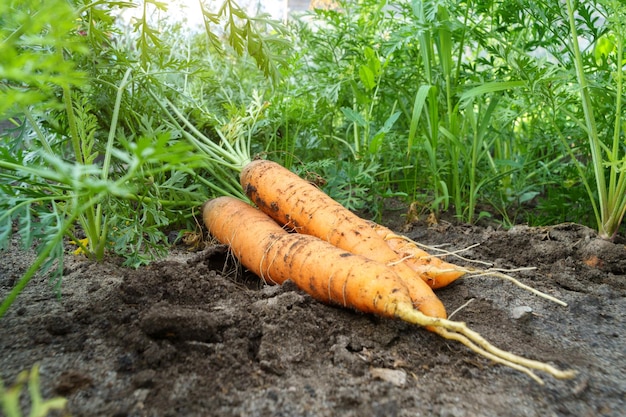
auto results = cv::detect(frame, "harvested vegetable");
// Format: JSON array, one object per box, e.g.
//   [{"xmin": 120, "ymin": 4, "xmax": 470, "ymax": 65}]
[
  {"xmin": 241, "ymin": 159, "xmax": 568, "ymax": 307},
  {"xmin": 370, "ymin": 222, "xmax": 465, "ymax": 289},
  {"xmin": 240, "ymin": 159, "xmax": 454, "ymax": 312},
  {"xmin": 373, "ymin": 223, "xmax": 568, "ymax": 306},
  {"xmin": 203, "ymin": 196, "xmax": 576, "ymax": 384},
  {"xmin": 202, "ymin": 196, "xmax": 443, "ymax": 316}
]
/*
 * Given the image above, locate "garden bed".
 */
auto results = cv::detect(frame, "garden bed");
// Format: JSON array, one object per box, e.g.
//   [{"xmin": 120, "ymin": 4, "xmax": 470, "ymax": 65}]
[{"xmin": 1, "ymin": 220, "xmax": 625, "ymax": 417}]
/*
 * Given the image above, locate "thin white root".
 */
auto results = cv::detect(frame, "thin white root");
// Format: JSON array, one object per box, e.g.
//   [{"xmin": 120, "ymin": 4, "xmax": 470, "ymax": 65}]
[
  {"xmin": 391, "ymin": 234, "xmax": 492, "ymax": 266},
  {"xmin": 447, "ymin": 298, "xmax": 475, "ymax": 320},
  {"xmin": 385, "ymin": 233, "xmax": 568, "ymax": 307},
  {"xmin": 461, "ymin": 267, "xmax": 568, "ymax": 307},
  {"xmin": 433, "ymin": 327, "xmax": 545, "ymax": 384},
  {"xmin": 387, "ymin": 254, "xmax": 418, "ymax": 267},
  {"xmin": 421, "ymin": 242, "xmax": 492, "ymax": 265},
  {"xmin": 397, "ymin": 307, "xmax": 577, "ymax": 384},
  {"xmin": 258, "ymin": 237, "xmax": 282, "ymax": 285}
]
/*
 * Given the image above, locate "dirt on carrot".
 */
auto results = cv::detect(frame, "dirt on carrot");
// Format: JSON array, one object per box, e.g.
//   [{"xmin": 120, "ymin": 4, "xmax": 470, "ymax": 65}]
[
  {"xmin": 370, "ymin": 222, "xmax": 467, "ymax": 289},
  {"xmin": 203, "ymin": 196, "xmax": 574, "ymax": 384},
  {"xmin": 240, "ymin": 160, "xmax": 456, "ymax": 315},
  {"xmin": 202, "ymin": 196, "xmax": 446, "ymax": 318},
  {"xmin": 1, "ymin": 217, "xmax": 625, "ymax": 416}
]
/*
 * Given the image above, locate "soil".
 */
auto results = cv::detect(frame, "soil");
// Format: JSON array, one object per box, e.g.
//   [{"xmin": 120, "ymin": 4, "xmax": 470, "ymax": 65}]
[{"xmin": 1, "ymin": 217, "xmax": 625, "ymax": 417}]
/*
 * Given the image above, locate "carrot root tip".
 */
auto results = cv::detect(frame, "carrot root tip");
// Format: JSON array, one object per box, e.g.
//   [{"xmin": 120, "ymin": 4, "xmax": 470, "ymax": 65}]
[{"xmin": 395, "ymin": 304, "xmax": 577, "ymax": 384}]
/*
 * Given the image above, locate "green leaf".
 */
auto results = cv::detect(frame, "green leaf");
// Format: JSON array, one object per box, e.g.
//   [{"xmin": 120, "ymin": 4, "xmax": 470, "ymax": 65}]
[
  {"xmin": 364, "ymin": 46, "xmax": 381, "ymax": 75},
  {"xmin": 0, "ymin": 364, "xmax": 68, "ymax": 417},
  {"xmin": 341, "ymin": 107, "xmax": 367, "ymax": 127},
  {"xmin": 381, "ymin": 110, "xmax": 401, "ymax": 132},
  {"xmin": 594, "ymin": 33, "xmax": 615, "ymax": 64},
  {"xmin": 359, "ymin": 65, "xmax": 376, "ymax": 91},
  {"xmin": 459, "ymin": 81, "xmax": 525, "ymax": 105},
  {"xmin": 408, "ymin": 85, "xmax": 432, "ymax": 152},
  {"xmin": 0, "ymin": 0, "xmax": 87, "ymax": 117},
  {"xmin": 369, "ymin": 131, "xmax": 385, "ymax": 155},
  {"xmin": 17, "ymin": 205, "xmax": 33, "ymax": 250},
  {"xmin": 146, "ymin": 0, "xmax": 168, "ymax": 12}
]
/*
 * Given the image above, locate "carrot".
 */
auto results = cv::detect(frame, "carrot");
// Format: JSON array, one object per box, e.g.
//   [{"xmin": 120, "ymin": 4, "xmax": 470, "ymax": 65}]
[
  {"xmin": 371, "ymin": 222, "xmax": 568, "ymax": 306},
  {"xmin": 202, "ymin": 196, "xmax": 576, "ymax": 384},
  {"xmin": 202, "ymin": 196, "xmax": 445, "ymax": 318},
  {"xmin": 240, "ymin": 160, "xmax": 568, "ymax": 307},
  {"xmin": 239, "ymin": 159, "xmax": 452, "ymax": 311},
  {"xmin": 370, "ymin": 223, "xmax": 465, "ymax": 289}
]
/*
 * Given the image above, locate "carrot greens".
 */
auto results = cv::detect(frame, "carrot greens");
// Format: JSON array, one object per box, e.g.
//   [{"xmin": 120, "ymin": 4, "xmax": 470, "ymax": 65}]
[{"xmin": 0, "ymin": 0, "xmax": 284, "ymax": 317}]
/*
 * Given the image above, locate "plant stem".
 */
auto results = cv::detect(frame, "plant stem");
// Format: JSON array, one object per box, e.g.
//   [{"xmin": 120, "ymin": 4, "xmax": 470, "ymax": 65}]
[
  {"xmin": 605, "ymin": 25, "xmax": 626, "ymax": 238},
  {"xmin": 0, "ymin": 203, "xmax": 77, "ymax": 318},
  {"xmin": 60, "ymin": 81, "xmax": 83, "ymax": 166},
  {"xmin": 22, "ymin": 108, "xmax": 54, "ymax": 155},
  {"xmin": 565, "ymin": 0, "xmax": 607, "ymax": 234},
  {"xmin": 102, "ymin": 68, "xmax": 132, "ymax": 182}
]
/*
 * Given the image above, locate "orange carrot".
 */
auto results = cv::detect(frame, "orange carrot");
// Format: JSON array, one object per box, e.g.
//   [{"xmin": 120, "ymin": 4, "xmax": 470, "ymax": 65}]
[
  {"xmin": 370, "ymin": 223, "xmax": 465, "ymax": 289},
  {"xmin": 240, "ymin": 160, "xmax": 568, "ymax": 307},
  {"xmin": 202, "ymin": 196, "xmax": 446, "ymax": 319},
  {"xmin": 202, "ymin": 196, "xmax": 576, "ymax": 384},
  {"xmin": 240, "ymin": 159, "xmax": 457, "ymax": 299},
  {"xmin": 370, "ymin": 223, "xmax": 569, "ymax": 306}
]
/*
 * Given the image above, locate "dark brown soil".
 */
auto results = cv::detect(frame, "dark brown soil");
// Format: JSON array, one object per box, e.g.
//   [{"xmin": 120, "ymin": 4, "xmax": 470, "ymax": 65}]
[{"xmin": 1, "ymin": 219, "xmax": 625, "ymax": 417}]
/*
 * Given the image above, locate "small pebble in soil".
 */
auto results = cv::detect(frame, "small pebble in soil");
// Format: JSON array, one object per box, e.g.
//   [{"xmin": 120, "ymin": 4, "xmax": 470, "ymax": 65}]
[
  {"xmin": 510, "ymin": 305, "xmax": 533, "ymax": 320},
  {"xmin": 370, "ymin": 367, "xmax": 407, "ymax": 387}
]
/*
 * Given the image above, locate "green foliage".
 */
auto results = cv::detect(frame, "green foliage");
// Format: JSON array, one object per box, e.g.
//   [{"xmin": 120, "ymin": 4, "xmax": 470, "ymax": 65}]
[
  {"xmin": 0, "ymin": 0, "xmax": 290, "ymax": 318},
  {"xmin": 278, "ymin": 0, "xmax": 541, "ymax": 222},
  {"xmin": 488, "ymin": 0, "xmax": 626, "ymax": 236},
  {"xmin": 562, "ymin": 0, "xmax": 626, "ymax": 239},
  {"xmin": 0, "ymin": 364, "xmax": 69, "ymax": 417},
  {"xmin": 0, "ymin": 0, "xmax": 87, "ymax": 117},
  {"xmin": 200, "ymin": 0, "xmax": 290, "ymax": 82},
  {"xmin": 274, "ymin": 0, "xmax": 624, "ymax": 235}
]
